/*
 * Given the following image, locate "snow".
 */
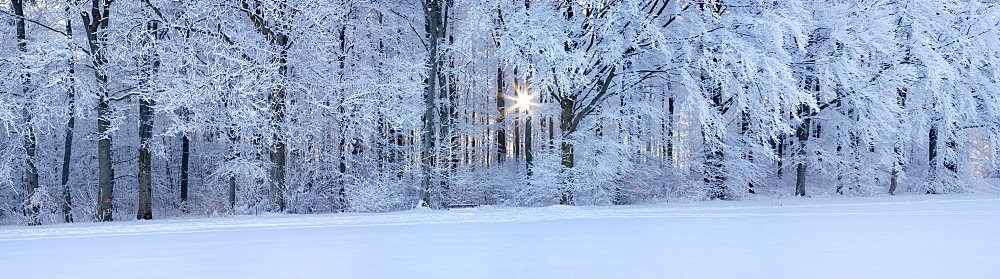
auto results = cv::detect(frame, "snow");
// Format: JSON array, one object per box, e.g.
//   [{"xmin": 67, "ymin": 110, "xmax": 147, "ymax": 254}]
[{"xmin": 2, "ymin": 194, "xmax": 999, "ymax": 278}]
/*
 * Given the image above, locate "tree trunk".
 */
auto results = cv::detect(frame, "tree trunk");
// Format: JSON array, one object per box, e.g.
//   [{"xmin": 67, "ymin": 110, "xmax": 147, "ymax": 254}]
[
  {"xmin": 268, "ymin": 40, "xmax": 288, "ymax": 211},
  {"xmin": 240, "ymin": 0, "xmax": 290, "ymax": 212},
  {"xmin": 928, "ymin": 125, "xmax": 937, "ymax": 171},
  {"xmin": 420, "ymin": 0, "xmax": 448, "ymax": 208},
  {"xmin": 927, "ymin": 125, "xmax": 939, "ymax": 194},
  {"xmin": 228, "ymin": 175, "xmax": 236, "ymax": 210},
  {"xmin": 704, "ymin": 81, "xmax": 727, "ymax": 199},
  {"xmin": 435, "ymin": 65, "xmax": 456, "ymax": 207},
  {"xmin": 180, "ymin": 134, "xmax": 189, "ymax": 202},
  {"xmin": 666, "ymin": 97, "xmax": 674, "ymax": 166},
  {"xmin": 703, "ymin": 133, "xmax": 726, "ymax": 199},
  {"xmin": 889, "ymin": 168, "xmax": 898, "ymax": 195},
  {"xmin": 97, "ymin": 98, "xmax": 114, "ymax": 221},
  {"xmin": 60, "ymin": 13, "xmax": 77, "ymax": 223},
  {"xmin": 272, "ymin": 37, "xmax": 289, "ymax": 213},
  {"xmin": 83, "ymin": 0, "xmax": 115, "ymax": 221},
  {"xmin": 890, "ymin": 88, "xmax": 906, "ymax": 195},
  {"xmin": 13, "ymin": 0, "xmax": 40, "ymax": 225},
  {"xmin": 496, "ymin": 67, "xmax": 506, "ymax": 163},
  {"xmin": 794, "ymin": 118, "xmax": 811, "ymax": 197},
  {"xmin": 419, "ymin": 33, "xmax": 437, "ymax": 207},
  {"xmin": 741, "ymin": 112, "xmax": 754, "ymax": 194},
  {"xmin": 525, "ymin": 116, "xmax": 533, "ymax": 176},
  {"xmin": 513, "ymin": 118, "xmax": 520, "ymax": 161},
  {"xmin": 137, "ymin": 97, "xmax": 153, "ymax": 220},
  {"xmin": 776, "ymin": 134, "xmax": 784, "ymax": 177},
  {"xmin": 269, "ymin": 125, "xmax": 286, "ymax": 212},
  {"xmin": 548, "ymin": 118, "xmax": 554, "ymax": 149},
  {"xmin": 227, "ymin": 132, "xmax": 239, "ymax": 211},
  {"xmin": 558, "ymin": 97, "xmax": 576, "ymax": 205},
  {"xmin": 338, "ymin": 135, "xmax": 348, "ymax": 210},
  {"xmin": 136, "ymin": 21, "xmax": 160, "ymax": 220}
]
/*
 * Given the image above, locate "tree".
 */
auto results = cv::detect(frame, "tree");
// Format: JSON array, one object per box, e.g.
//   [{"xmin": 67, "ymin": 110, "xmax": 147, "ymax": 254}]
[
  {"xmin": 136, "ymin": 19, "xmax": 162, "ymax": 220},
  {"xmin": 78, "ymin": 0, "xmax": 117, "ymax": 221},
  {"xmin": 240, "ymin": 0, "xmax": 293, "ymax": 212},
  {"xmin": 60, "ymin": 4, "xmax": 78, "ymax": 223},
  {"xmin": 894, "ymin": 0, "xmax": 999, "ymax": 193},
  {"xmin": 419, "ymin": 0, "xmax": 455, "ymax": 208},
  {"xmin": 673, "ymin": 0, "xmax": 811, "ymax": 198},
  {"xmin": 12, "ymin": 0, "xmax": 41, "ymax": 225}
]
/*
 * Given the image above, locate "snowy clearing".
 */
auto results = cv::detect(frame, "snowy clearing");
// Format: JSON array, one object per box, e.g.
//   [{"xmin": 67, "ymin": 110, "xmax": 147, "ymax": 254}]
[{"xmin": 2, "ymin": 194, "xmax": 1000, "ymax": 278}]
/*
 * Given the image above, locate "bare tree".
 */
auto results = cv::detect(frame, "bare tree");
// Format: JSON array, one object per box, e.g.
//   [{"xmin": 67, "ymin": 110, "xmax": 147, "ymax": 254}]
[
  {"xmin": 12, "ymin": 0, "xmax": 40, "ymax": 225},
  {"xmin": 81, "ymin": 0, "xmax": 116, "ymax": 221}
]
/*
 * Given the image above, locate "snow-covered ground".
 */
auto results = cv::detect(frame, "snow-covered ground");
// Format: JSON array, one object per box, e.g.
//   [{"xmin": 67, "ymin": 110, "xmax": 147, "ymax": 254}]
[{"xmin": 2, "ymin": 194, "xmax": 999, "ymax": 278}]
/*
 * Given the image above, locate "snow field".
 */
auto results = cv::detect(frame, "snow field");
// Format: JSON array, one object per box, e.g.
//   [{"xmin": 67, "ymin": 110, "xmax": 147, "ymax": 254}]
[{"xmin": 1, "ymin": 194, "xmax": 999, "ymax": 278}]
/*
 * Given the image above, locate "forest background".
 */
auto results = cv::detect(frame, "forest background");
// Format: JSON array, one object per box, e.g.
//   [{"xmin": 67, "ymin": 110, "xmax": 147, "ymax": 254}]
[{"xmin": 1, "ymin": 0, "xmax": 998, "ymax": 225}]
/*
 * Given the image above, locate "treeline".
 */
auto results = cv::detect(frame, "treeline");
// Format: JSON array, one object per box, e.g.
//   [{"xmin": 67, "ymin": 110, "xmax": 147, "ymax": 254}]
[{"xmin": 1, "ymin": 0, "xmax": 998, "ymax": 224}]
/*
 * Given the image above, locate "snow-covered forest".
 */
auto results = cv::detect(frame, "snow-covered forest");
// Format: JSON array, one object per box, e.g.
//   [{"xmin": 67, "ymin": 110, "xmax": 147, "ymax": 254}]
[{"xmin": 1, "ymin": 0, "xmax": 998, "ymax": 225}]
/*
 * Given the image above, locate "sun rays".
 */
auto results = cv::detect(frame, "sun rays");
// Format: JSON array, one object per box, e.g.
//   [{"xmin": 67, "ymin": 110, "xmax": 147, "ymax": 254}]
[{"xmin": 505, "ymin": 78, "xmax": 541, "ymax": 115}]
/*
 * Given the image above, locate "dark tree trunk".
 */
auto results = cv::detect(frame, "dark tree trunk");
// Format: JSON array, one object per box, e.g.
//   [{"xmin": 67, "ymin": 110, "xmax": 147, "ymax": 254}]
[
  {"xmin": 180, "ymin": 134, "xmax": 189, "ymax": 202},
  {"xmin": 666, "ymin": 97, "xmax": 674, "ymax": 165},
  {"xmin": 338, "ymin": 135, "xmax": 348, "ymax": 211},
  {"xmin": 60, "ymin": 13, "xmax": 77, "ymax": 223},
  {"xmin": 741, "ymin": 111, "xmax": 755, "ymax": 194},
  {"xmin": 420, "ymin": 0, "xmax": 449, "ymax": 208},
  {"xmin": 269, "ymin": 129, "xmax": 286, "ymax": 211},
  {"xmin": 227, "ymin": 132, "xmax": 239, "ymax": 211},
  {"xmin": 97, "ymin": 98, "xmax": 114, "ymax": 221},
  {"xmin": 137, "ymin": 97, "xmax": 153, "ymax": 220},
  {"xmin": 82, "ymin": 0, "xmax": 115, "ymax": 221},
  {"xmin": 525, "ymin": 116, "xmax": 533, "ymax": 176},
  {"xmin": 228, "ymin": 175, "xmax": 236, "ymax": 210},
  {"xmin": 795, "ymin": 118, "xmax": 811, "ymax": 197},
  {"xmin": 927, "ymin": 125, "xmax": 940, "ymax": 194},
  {"xmin": 513, "ymin": 119, "xmax": 520, "ymax": 160},
  {"xmin": 239, "ymin": 0, "xmax": 290, "ymax": 211},
  {"xmin": 137, "ymin": 21, "xmax": 160, "ymax": 220},
  {"xmin": 703, "ymin": 78, "xmax": 727, "ymax": 199},
  {"xmin": 558, "ymin": 97, "xmax": 576, "ymax": 205},
  {"xmin": 496, "ymin": 67, "xmax": 506, "ymax": 163},
  {"xmin": 890, "ymin": 88, "xmax": 906, "ymax": 195},
  {"xmin": 928, "ymin": 126, "xmax": 937, "ymax": 171},
  {"xmin": 269, "ymin": 51, "xmax": 288, "ymax": 211},
  {"xmin": 776, "ymin": 134, "xmax": 784, "ymax": 177},
  {"xmin": 242, "ymin": 0, "xmax": 291, "ymax": 211},
  {"xmin": 13, "ymin": 0, "xmax": 40, "ymax": 225},
  {"xmin": 703, "ymin": 133, "xmax": 726, "ymax": 199},
  {"xmin": 548, "ymin": 118, "xmax": 554, "ymax": 149}
]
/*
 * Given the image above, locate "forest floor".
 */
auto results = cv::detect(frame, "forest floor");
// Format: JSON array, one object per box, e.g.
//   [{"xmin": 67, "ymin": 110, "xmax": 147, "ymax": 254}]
[{"xmin": 2, "ymin": 193, "xmax": 999, "ymax": 278}]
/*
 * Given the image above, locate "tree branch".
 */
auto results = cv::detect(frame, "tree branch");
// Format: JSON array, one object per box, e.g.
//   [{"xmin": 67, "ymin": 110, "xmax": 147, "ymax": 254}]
[{"xmin": 0, "ymin": 10, "xmax": 68, "ymax": 36}]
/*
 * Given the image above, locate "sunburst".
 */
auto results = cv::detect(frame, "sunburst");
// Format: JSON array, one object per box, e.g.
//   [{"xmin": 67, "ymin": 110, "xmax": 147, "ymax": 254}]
[{"xmin": 505, "ymin": 78, "xmax": 541, "ymax": 115}]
